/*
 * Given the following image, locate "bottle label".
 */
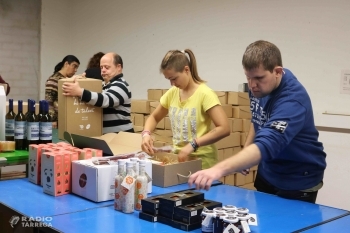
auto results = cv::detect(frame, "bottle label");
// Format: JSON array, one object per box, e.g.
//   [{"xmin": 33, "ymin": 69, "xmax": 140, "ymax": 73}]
[
  {"xmin": 14, "ymin": 121, "xmax": 25, "ymax": 139},
  {"xmin": 40, "ymin": 122, "xmax": 52, "ymax": 140},
  {"xmin": 135, "ymin": 175, "xmax": 148, "ymax": 210},
  {"xmin": 121, "ymin": 175, "xmax": 135, "ymax": 213},
  {"xmin": 5, "ymin": 119, "xmax": 15, "ymax": 137},
  {"xmin": 27, "ymin": 122, "xmax": 40, "ymax": 140}
]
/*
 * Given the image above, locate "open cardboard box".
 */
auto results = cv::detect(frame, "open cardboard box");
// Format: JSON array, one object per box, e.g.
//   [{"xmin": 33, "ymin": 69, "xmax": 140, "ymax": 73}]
[
  {"xmin": 65, "ymin": 132, "xmax": 153, "ymax": 201},
  {"xmin": 64, "ymin": 131, "xmax": 143, "ymax": 156},
  {"xmin": 150, "ymin": 152, "xmax": 202, "ymax": 187}
]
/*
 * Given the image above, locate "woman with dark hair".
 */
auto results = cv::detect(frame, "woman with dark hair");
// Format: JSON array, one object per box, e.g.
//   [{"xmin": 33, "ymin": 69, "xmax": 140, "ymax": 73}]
[
  {"xmin": 84, "ymin": 52, "xmax": 105, "ymax": 80},
  {"xmin": 45, "ymin": 55, "xmax": 80, "ymax": 128}
]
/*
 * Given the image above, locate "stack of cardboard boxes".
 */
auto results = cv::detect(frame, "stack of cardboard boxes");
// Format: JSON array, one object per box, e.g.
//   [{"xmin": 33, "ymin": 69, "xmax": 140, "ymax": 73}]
[{"xmin": 131, "ymin": 89, "xmax": 257, "ymax": 190}]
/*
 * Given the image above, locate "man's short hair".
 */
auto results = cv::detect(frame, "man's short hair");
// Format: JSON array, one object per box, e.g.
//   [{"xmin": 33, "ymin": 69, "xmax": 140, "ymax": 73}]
[
  {"xmin": 113, "ymin": 54, "xmax": 123, "ymax": 68},
  {"xmin": 242, "ymin": 40, "xmax": 283, "ymax": 72}
]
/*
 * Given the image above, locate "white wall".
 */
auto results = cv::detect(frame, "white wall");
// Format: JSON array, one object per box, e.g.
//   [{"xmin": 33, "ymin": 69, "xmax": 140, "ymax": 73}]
[
  {"xmin": 0, "ymin": 0, "xmax": 40, "ymax": 102},
  {"xmin": 39, "ymin": 0, "xmax": 350, "ymax": 209},
  {"xmin": 40, "ymin": 0, "xmax": 71, "ymax": 100}
]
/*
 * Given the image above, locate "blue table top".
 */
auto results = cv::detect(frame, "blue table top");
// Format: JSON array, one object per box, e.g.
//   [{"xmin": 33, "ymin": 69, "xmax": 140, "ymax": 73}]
[
  {"xmin": 0, "ymin": 178, "xmax": 221, "ymax": 218},
  {"xmin": 302, "ymin": 214, "xmax": 350, "ymax": 233},
  {"xmin": 41, "ymin": 185, "xmax": 348, "ymax": 233}
]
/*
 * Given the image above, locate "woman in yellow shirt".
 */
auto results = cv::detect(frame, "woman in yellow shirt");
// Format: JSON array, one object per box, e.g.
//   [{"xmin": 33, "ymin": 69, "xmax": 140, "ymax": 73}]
[{"xmin": 141, "ymin": 49, "xmax": 230, "ymax": 169}]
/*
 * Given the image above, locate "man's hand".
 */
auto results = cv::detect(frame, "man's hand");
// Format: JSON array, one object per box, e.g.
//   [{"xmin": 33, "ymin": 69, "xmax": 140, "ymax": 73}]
[
  {"xmin": 240, "ymin": 168, "xmax": 250, "ymax": 175},
  {"xmin": 178, "ymin": 143, "xmax": 194, "ymax": 162},
  {"xmin": 188, "ymin": 168, "xmax": 222, "ymax": 191},
  {"xmin": 62, "ymin": 77, "xmax": 83, "ymax": 97}
]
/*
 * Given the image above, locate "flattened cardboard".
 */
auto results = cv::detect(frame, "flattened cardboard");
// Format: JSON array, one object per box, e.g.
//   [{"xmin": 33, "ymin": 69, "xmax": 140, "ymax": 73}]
[
  {"xmin": 58, "ymin": 78, "xmax": 103, "ymax": 140},
  {"xmin": 151, "ymin": 153, "xmax": 202, "ymax": 187}
]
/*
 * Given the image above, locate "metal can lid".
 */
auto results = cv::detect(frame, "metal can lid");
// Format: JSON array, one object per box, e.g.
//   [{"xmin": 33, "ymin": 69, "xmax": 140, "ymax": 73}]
[
  {"xmin": 236, "ymin": 207, "xmax": 249, "ymax": 214},
  {"xmin": 223, "ymin": 216, "xmax": 239, "ymax": 223}
]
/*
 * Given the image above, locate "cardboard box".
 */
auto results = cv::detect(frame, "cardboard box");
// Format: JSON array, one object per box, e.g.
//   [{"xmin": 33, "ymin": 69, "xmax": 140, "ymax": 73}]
[
  {"xmin": 217, "ymin": 149, "xmax": 224, "ymax": 162},
  {"xmin": 41, "ymin": 152, "xmax": 71, "ymax": 196},
  {"xmin": 224, "ymin": 174, "xmax": 235, "ymax": 186},
  {"xmin": 215, "ymin": 132, "xmax": 240, "ymax": 149},
  {"xmin": 148, "ymin": 89, "xmax": 163, "ymax": 101},
  {"xmin": 227, "ymin": 92, "xmax": 250, "ymax": 106},
  {"xmin": 240, "ymin": 132, "xmax": 249, "ymax": 146},
  {"xmin": 239, "ymin": 182, "xmax": 256, "ymax": 191},
  {"xmin": 214, "ymin": 91, "xmax": 227, "ymax": 105},
  {"xmin": 131, "ymin": 100, "xmax": 151, "ymax": 114},
  {"xmin": 235, "ymin": 173, "xmax": 246, "ymax": 186},
  {"xmin": 141, "ymin": 195, "xmax": 164, "ymax": 215},
  {"xmin": 232, "ymin": 106, "xmax": 251, "ymax": 119},
  {"xmin": 242, "ymin": 119, "xmax": 251, "ymax": 132},
  {"xmin": 65, "ymin": 131, "xmax": 143, "ymax": 156},
  {"xmin": 151, "ymin": 152, "xmax": 202, "ymax": 187},
  {"xmin": 221, "ymin": 104, "xmax": 233, "ymax": 118},
  {"xmin": 139, "ymin": 212, "xmax": 158, "ymax": 222},
  {"xmin": 72, "ymin": 159, "xmax": 118, "ymax": 202},
  {"xmin": 28, "ymin": 144, "xmax": 47, "ymax": 185},
  {"xmin": 173, "ymin": 200, "xmax": 222, "ymax": 218},
  {"xmin": 134, "ymin": 113, "xmax": 144, "ymax": 127},
  {"xmin": 223, "ymin": 147, "xmax": 241, "ymax": 160},
  {"xmin": 229, "ymin": 118, "xmax": 243, "ymax": 132},
  {"xmin": 153, "ymin": 130, "xmax": 173, "ymax": 144},
  {"xmin": 58, "ymin": 78, "xmax": 103, "ymax": 140},
  {"xmin": 149, "ymin": 101, "xmax": 159, "ymax": 114},
  {"xmin": 72, "ymin": 157, "xmax": 152, "ymax": 202},
  {"xmin": 134, "ymin": 126, "xmax": 144, "ymax": 132},
  {"xmin": 162, "ymin": 89, "xmax": 169, "ymax": 95},
  {"xmin": 144, "ymin": 115, "xmax": 165, "ymax": 129}
]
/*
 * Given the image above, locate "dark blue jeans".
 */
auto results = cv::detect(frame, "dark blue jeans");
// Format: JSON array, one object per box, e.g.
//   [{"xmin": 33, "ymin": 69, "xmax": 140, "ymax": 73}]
[{"xmin": 254, "ymin": 173, "xmax": 318, "ymax": 203}]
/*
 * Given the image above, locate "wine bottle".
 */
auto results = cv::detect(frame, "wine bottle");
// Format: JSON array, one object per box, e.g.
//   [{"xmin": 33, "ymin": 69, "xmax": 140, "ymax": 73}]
[
  {"xmin": 15, "ymin": 100, "xmax": 26, "ymax": 150},
  {"xmin": 37, "ymin": 100, "xmax": 43, "ymax": 122},
  {"xmin": 26, "ymin": 100, "xmax": 40, "ymax": 148},
  {"xmin": 5, "ymin": 99, "xmax": 16, "ymax": 141},
  {"xmin": 39, "ymin": 100, "xmax": 52, "ymax": 144}
]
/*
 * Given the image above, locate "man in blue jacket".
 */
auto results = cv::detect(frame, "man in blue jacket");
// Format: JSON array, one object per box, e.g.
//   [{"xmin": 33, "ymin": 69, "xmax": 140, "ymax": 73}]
[{"xmin": 189, "ymin": 40, "xmax": 326, "ymax": 203}]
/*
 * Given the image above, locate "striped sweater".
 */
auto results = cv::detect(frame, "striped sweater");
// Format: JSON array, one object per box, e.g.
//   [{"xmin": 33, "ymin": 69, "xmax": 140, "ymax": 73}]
[
  {"xmin": 81, "ymin": 73, "xmax": 134, "ymax": 134},
  {"xmin": 45, "ymin": 72, "xmax": 66, "ymax": 121}
]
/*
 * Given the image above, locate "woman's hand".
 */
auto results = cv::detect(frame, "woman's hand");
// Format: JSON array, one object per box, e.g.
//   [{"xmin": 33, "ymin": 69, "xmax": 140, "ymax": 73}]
[
  {"xmin": 178, "ymin": 143, "xmax": 194, "ymax": 162},
  {"xmin": 141, "ymin": 135, "xmax": 154, "ymax": 155}
]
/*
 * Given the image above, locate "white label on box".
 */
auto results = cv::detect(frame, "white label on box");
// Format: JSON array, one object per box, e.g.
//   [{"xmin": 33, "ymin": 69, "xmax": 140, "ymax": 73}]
[
  {"xmin": 241, "ymin": 220, "xmax": 251, "ymax": 233},
  {"xmin": 247, "ymin": 213, "xmax": 258, "ymax": 226},
  {"xmin": 176, "ymin": 200, "xmax": 182, "ymax": 206},
  {"xmin": 191, "ymin": 210, "xmax": 197, "ymax": 216},
  {"xmin": 223, "ymin": 224, "xmax": 240, "ymax": 233}
]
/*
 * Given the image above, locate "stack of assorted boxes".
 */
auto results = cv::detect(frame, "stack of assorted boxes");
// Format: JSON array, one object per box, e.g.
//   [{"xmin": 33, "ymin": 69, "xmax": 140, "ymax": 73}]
[
  {"xmin": 139, "ymin": 190, "xmax": 222, "ymax": 231},
  {"xmin": 28, "ymin": 142, "xmax": 103, "ymax": 196},
  {"xmin": 131, "ymin": 89, "xmax": 257, "ymax": 190}
]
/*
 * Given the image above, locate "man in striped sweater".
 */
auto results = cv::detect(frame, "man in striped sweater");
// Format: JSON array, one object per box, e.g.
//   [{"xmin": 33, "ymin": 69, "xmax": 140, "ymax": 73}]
[{"xmin": 62, "ymin": 53, "xmax": 134, "ymax": 134}]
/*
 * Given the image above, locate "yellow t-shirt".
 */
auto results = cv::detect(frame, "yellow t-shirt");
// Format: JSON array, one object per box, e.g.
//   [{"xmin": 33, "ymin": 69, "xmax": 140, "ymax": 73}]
[{"xmin": 160, "ymin": 83, "xmax": 221, "ymax": 169}]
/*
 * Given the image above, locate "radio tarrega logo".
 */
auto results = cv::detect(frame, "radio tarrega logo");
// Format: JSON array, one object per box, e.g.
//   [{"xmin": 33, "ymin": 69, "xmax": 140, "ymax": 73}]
[
  {"xmin": 9, "ymin": 216, "xmax": 53, "ymax": 228},
  {"xmin": 9, "ymin": 215, "xmax": 20, "ymax": 228}
]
